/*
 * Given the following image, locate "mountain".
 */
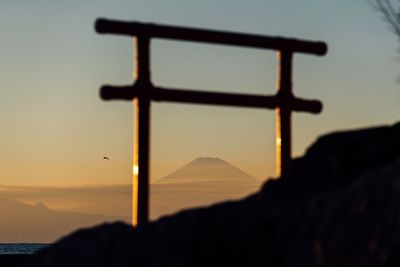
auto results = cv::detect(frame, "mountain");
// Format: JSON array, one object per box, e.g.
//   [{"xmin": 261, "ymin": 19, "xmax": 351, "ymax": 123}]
[
  {"xmin": 0, "ymin": 198, "xmax": 129, "ymax": 243},
  {"xmin": 156, "ymin": 157, "xmax": 259, "ymax": 184},
  {"xmin": 151, "ymin": 157, "xmax": 262, "ymax": 219},
  {"xmin": 0, "ymin": 158, "xmax": 263, "ymax": 234}
]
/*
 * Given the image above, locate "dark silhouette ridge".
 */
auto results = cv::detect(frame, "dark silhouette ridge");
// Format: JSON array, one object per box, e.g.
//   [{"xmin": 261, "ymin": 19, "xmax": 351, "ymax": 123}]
[
  {"xmin": 95, "ymin": 18, "xmax": 327, "ymax": 225},
  {"xmin": 3, "ymin": 121, "xmax": 399, "ymax": 267}
]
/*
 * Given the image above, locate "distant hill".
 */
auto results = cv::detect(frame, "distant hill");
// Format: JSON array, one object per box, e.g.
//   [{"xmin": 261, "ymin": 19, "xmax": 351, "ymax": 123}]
[
  {"xmin": 0, "ymin": 184, "xmax": 132, "ymax": 218},
  {"xmin": 151, "ymin": 157, "xmax": 262, "ymax": 219},
  {"xmin": 0, "ymin": 198, "xmax": 128, "ymax": 243}
]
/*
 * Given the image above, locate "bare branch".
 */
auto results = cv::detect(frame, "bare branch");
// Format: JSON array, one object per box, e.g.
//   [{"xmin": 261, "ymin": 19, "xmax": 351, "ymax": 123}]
[{"xmin": 373, "ymin": 0, "xmax": 400, "ymax": 37}]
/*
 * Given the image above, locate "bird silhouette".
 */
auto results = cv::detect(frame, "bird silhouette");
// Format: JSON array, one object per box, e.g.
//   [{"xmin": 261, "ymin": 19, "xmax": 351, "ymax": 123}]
[{"xmin": 103, "ymin": 156, "xmax": 110, "ymax": 160}]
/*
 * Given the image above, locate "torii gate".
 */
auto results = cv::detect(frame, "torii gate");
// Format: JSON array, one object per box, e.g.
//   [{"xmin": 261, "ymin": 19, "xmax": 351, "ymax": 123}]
[{"xmin": 95, "ymin": 18, "xmax": 327, "ymax": 226}]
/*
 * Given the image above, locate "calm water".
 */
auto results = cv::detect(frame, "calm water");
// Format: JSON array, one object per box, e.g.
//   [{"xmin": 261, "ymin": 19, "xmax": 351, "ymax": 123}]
[{"xmin": 0, "ymin": 244, "xmax": 49, "ymax": 255}]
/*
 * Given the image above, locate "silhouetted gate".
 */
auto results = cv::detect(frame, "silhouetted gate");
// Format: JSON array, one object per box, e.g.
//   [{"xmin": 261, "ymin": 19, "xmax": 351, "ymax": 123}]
[{"xmin": 95, "ymin": 18, "xmax": 327, "ymax": 226}]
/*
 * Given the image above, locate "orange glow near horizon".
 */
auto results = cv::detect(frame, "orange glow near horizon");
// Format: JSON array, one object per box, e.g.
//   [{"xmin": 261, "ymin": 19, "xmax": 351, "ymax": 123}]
[
  {"xmin": 276, "ymin": 137, "xmax": 282, "ymax": 145},
  {"xmin": 132, "ymin": 98, "xmax": 139, "ymax": 227},
  {"xmin": 132, "ymin": 165, "xmax": 139, "ymax": 225},
  {"xmin": 276, "ymin": 109, "xmax": 282, "ymax": 177},
  {"xmin": 133, "ymin": 165, "xmax": 139, "ymax": 176},
  {"xmin": 132, "ymin": 172, "xmax": 138, "ymax": 226}
]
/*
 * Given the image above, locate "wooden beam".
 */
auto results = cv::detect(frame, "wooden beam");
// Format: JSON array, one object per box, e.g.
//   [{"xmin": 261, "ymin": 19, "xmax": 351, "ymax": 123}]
[
  {"xmin": 100, "ymin": 85, "xmax": 322, "ymax": 114},
  {"xmin": 95, "ymin": 19, "xmax": 327, "ymax": 56}
]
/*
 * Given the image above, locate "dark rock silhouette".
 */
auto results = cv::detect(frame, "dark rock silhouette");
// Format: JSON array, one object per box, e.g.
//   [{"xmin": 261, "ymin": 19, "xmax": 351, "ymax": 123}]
[{"xmin": 7, "ymin": 121, "xmax": 400, "ymax": 267}]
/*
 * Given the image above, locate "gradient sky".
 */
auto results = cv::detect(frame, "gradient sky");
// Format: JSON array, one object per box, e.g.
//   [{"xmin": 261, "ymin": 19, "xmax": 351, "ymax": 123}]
[{"xmin": 0, "ymin": 0, "xmax": 399, "ymax": 186}]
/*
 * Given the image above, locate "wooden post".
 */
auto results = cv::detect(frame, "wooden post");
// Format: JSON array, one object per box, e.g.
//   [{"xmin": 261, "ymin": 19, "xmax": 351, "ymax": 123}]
[
  {"xmin": 132, "ymin": 36, "xmax": 151, "ymax": 226},
  {"xmin": 276, "ymin": 50, "xmax": 293, "ymax": 177}
]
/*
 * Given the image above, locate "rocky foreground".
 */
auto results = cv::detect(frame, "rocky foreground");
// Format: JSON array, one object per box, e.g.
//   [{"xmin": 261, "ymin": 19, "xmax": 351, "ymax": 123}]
[{"xmin": 12, "ymin": 122, "xmax": 400, "ymax": 266}]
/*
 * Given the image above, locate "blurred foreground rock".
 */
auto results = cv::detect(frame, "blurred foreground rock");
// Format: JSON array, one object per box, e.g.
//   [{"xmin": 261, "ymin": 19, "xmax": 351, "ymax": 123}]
[{"xmin": 19, "ymin": 122, "xmax": 400, "ymax": 266}]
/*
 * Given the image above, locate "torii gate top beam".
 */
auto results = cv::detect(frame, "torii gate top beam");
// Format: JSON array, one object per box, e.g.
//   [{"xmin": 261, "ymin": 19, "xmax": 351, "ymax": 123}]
[{"xmin": 96, "ymin": 19, "xmax": 327, "ymax": 55}]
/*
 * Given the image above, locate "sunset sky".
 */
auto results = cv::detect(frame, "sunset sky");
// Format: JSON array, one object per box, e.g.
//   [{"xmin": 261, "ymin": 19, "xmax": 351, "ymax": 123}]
[{"xmin": 1, "ymin": 0, "xmax": 399, "ymax": 187}]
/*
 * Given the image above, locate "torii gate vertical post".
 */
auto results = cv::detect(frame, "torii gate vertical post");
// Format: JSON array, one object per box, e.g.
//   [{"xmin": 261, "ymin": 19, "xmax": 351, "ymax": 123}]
[
  {"xmin": 276, "ymin": 50, "xmax": 293, "ymax": 177},
  {"xmin": 95, "ymin": 18, "xmax": 327, "ymax": 227},
  {"xmin": 132, "ymin": 36, "xmax": 151, "ymax": 226}
]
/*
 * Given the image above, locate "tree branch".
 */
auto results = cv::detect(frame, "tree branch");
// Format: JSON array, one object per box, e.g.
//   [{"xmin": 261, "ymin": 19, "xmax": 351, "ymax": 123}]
[{"xmin": 373, "ymin": 0, "xmax": 400, "ymax": 37}]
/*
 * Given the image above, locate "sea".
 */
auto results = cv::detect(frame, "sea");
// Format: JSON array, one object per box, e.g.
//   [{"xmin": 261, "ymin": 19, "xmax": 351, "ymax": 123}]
[{"xmin": 0, "ymin": 244, "xmax": 49, "ymax": 255}]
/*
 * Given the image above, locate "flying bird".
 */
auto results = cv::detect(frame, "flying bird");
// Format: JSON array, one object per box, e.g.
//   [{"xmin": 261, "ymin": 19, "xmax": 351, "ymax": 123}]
[{"xmin": 103, "ymin": 156, "xmax": 110, "ymax": 160}]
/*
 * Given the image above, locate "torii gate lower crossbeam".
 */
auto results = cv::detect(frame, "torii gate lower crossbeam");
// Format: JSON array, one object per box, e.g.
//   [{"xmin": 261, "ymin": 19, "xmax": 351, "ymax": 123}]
[{"xmin": 95, "ymin": 18, "xmax": 327, "ymax": 226}]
